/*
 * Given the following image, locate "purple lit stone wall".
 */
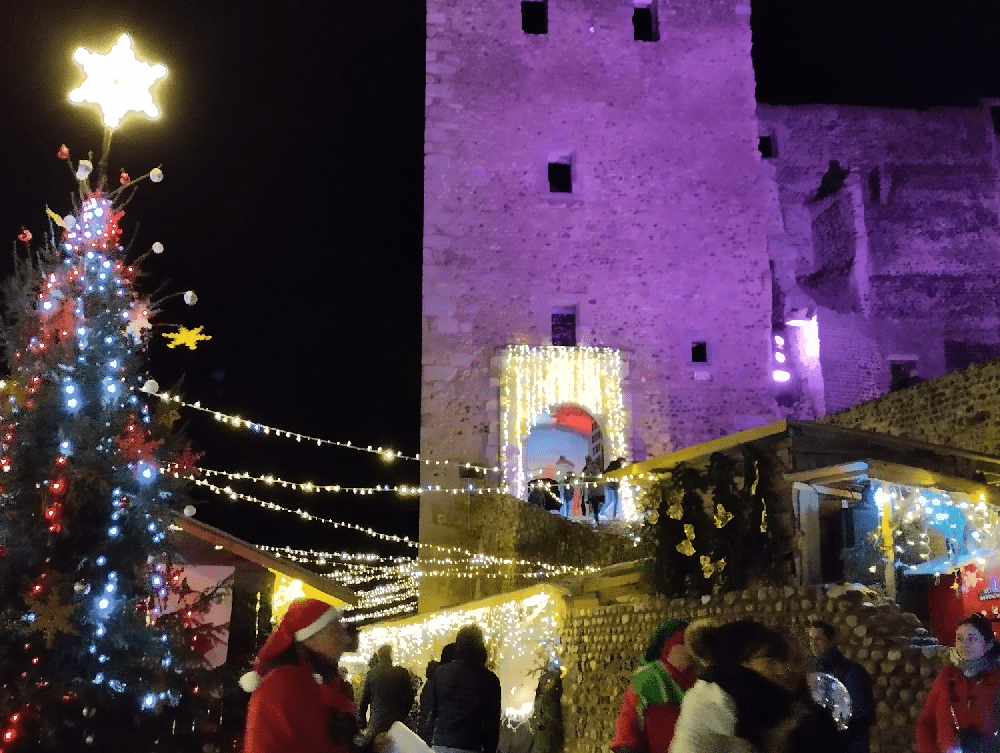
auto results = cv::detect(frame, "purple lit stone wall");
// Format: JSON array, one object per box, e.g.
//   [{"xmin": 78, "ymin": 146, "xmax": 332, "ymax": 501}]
[
  {"xmin": 758, "ymin": 105, "xmax": 1000, "ymax": 413},
  {"xmin": 421, "ymin": 0, "xmax": 779, "ymax": 609}
]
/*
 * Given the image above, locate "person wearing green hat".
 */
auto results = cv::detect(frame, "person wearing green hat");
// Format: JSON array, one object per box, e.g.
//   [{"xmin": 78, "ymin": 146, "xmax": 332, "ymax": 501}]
[{"xmin": 612, "ymin": 618, "xmax": 695, "ymax": 753}]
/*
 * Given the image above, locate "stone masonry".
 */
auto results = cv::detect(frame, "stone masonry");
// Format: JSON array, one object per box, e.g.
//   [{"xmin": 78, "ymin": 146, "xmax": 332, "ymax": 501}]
[
  {"xmin": 562, "ymin": 587, "xmax": 947, "ymax": 753},
  {"xmin": 757, "ymin": 105, "xmax": 1000, "ymax": 416},
  {"xmin": 422, "ymin": 0, "xmax": 778, "ymax": 609}
]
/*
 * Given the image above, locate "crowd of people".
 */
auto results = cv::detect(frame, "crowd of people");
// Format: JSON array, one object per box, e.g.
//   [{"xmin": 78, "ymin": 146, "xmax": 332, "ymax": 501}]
[
  {"xmin": 237, "ymin": 598, "xmax": 1000, "ymax": 753},
  {"xmin": 527, "ymin": 454, "xmax": 627, "ymax": 523},
  {"xmin": 240, "ymin": 600, "xmax": 500, "ymax": 753},
  {"xmin": 614, "ymin": 613, "xmax": 1000, "ymax": 753}
]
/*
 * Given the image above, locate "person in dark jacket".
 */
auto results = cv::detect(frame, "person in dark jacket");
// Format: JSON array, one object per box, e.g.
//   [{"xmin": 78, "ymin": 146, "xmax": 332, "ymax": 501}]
[
  {"xmin": 429, "ymin": 625, "xmax": 501, "ymax": 753},
  {"xmin": 808, "ymin": 620, "xmax": 875, "ymax": 753},
  {"xmin": 358, "ymin": 644, "xmax": 416, "ymax": 738},
  {"xmin": 671, "ymin": 619, "xmax": 839, "ymax": 753}
]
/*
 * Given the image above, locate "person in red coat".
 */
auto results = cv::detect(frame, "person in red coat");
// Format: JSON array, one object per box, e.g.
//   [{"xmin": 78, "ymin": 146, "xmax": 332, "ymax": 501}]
[
  {"xmin": 611, "ymin": 618, "xmax": 696, "ymax": 753},
  {"xmin": 916, "ymin": 612, "xmax": 1000, "ymax": 753},
  {"xmin": 241, "ymin": 598, "xmax": 357, "ymax": 753}
]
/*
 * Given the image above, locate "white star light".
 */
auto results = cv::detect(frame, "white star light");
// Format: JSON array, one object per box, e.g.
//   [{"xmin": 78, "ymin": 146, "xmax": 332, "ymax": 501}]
[{"xmin": 68, "ymin": 34, "xmax": 167, "ymax": 129}]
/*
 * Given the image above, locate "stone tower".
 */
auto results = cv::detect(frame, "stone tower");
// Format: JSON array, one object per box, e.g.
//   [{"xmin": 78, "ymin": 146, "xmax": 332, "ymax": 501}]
[{"xmin": 421, "ymin": 0, "xmax": 778, "ymax": 609}]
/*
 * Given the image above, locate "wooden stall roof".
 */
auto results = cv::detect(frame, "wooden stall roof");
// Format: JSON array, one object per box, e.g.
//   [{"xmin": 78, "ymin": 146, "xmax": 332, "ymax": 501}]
[{"xmin": 169, "ymin": 514, "xmax": 357, "ymax": 605}]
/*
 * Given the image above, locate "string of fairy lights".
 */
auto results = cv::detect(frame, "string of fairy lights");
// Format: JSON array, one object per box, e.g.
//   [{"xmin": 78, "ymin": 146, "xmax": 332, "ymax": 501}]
[
  {"xmin": 149, "ymin": 386, "xmax": 612, "ymax": 624},
  {"xmin": 177, "ymin": 473, "xmax": 600, "ymax": 575},
  {"xmin": 150, "ymin": 389, "xmax": 500, "ymax": 475},
  {"xmin": 169, "ymin": 464, "xmax": 612, "ymax": 496}
]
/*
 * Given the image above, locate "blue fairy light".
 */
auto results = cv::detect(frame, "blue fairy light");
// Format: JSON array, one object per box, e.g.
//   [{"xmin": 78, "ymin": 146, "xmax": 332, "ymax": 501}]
[
  {"xmin": 142, "ymin": 693, "xmax": 156, "ymax": 710},
  {"xmin": 108, "ymin": 525, "xmax": 120, "ymax": 536},
  {"xmin": 94, "ymin": 673, "xmax": 104, "ymax": 684}
]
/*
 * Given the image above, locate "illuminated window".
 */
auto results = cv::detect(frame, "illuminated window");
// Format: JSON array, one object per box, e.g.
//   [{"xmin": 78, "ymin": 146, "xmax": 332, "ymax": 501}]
[{"xmin": 522, "ymin": 0, "xmax": 547, "ymax": 34}]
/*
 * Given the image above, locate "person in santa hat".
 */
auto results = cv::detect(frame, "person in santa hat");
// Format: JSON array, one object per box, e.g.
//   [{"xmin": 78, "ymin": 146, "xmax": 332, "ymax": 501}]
[{"xmin": 242, "ymin": 597, "xmax": 357, "ymax": 753}]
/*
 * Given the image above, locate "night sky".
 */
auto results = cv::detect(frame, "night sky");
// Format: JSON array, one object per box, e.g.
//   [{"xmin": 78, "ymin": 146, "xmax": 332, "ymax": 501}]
[{"xmin": 0, "ymin": 1, "xmax": 998, "ymax": 562}]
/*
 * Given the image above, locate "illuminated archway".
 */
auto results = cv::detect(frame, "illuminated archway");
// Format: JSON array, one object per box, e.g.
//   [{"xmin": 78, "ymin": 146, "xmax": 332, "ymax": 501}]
[{"xmin": 499, "ymin": 345, "xmax": 627, "ymax": 499}]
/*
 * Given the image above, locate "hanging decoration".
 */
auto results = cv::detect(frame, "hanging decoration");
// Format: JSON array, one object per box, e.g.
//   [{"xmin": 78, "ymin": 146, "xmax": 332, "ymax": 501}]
[{"xmin": 162, "ymin": 325, "xmax": 212, "ymax": 350}]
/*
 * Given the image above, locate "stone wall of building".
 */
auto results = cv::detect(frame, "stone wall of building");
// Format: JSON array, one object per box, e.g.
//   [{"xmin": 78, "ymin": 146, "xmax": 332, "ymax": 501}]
[
  {"xmin": 757, "ymin": 105, "xmax": 1000, "ymax": 415},
  {"xmin": 420, "ymin": 492, "xmax": 634, "ymax": 612},
  {"xmin": 561, "ymin": 586, "xmax": 945, "ymax": 753},
  {"xmin": 422, "ymin": 0, "xmax": 781, "ymax": 608},
  {"xmin": 816, "ymin": 356, "xmax": 1000, "ymax": 457}
]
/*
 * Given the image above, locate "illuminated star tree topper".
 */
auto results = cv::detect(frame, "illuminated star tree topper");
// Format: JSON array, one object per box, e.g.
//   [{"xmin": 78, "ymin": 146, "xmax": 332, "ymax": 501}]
[{"xmin": 68, "ymin": 33, "xmax": 167, "ymax": 129}]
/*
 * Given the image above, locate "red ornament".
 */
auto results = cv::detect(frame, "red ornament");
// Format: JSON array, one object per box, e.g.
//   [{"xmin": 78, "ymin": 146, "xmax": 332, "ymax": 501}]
[
  {"xmin": 47, "ymin": 522, "xmax": 61, "ymax": 534},
  {"xmin": 17, "ymin": 228, "xmax": 31, "ymax": 243},
  {"xmin": 0, "ymin": 545, "xmax": 7, "ymax": 558},
  {"xmin": 172, "ymin": 444, "xmax": 204, "ymax": 477},
  {"xmin": 119, "ymin": 171, "xmax": 131, "ymax": 186},
  {"xmin": 62, "ymin": 691, "xmax": 77, "ymax": 704},
  {"xmin": 57, "ymin": 144, "xmax": 69, "ymax": 160},
  {"xmin": 116, "ymin": 425, "xmax": 162, "ymax": 463}
]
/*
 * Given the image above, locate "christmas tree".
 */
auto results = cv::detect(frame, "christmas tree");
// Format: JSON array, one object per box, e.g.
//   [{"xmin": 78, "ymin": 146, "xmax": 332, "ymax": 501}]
[{"xmin": 0, "ymin": 34, "xmax": 220, "ymax": 752}]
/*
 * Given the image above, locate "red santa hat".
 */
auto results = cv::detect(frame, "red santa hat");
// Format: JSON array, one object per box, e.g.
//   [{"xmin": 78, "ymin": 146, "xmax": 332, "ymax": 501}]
[{"xmin": 239, "ymin": 597, "xmax": 342, "ymax": 692}]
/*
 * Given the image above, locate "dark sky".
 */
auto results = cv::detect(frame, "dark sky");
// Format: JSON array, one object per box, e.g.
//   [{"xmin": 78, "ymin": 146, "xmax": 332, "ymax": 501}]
[{"xmin": 0, "ymin": 1, "xmax": 998, "ymax": 561}]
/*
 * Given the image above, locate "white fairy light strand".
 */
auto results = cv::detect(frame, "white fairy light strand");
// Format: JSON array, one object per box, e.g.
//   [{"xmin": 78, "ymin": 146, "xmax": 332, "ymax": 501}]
[
  {"xmin": 182, "ymin": 475, "xmax": 599, "ymax": 574},
  {"xmin": 173, "ymin": 465, "xmax": 512, "ymax": 496},
  {"xmin": 151, "ymin": 390, "xmax": 499, "ymax": 475},
  {"xmin": 259, "ymin": 545, "xmax": 585, "ymax": 580}
]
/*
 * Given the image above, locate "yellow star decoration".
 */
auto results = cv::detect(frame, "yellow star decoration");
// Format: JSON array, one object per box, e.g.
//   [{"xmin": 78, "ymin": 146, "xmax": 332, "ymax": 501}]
[
  {"xmin": 0, "ymin": 378, "xmax": 28, "ymax": 417},
  {"xmin": 28, "ymin": 590, "xmax": 78, "ymax": 648},
  {"xmin": 714, "ymin": 504, "xmax": 733, "ymax": 528},
  {"xmin": 154, "ymin": 407, "xmax": 181, "ymax": 431},
  {"xmin": 700, "ymin": 555, "xmax": 727, "ymax": 579},
  {"xmin": 163, "ymin": 326, "xmax": 212, "ymax": 350},
  {"xmin": 68, "ymin": 34, "xmax": 167, "ymax": 129},
  {"xmin": 676, "ymin": 523, "xmax": 696, "ymax": 556}
]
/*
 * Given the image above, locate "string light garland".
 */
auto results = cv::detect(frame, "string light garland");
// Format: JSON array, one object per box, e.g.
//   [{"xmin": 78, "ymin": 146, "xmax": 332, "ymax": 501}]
[
  {"xmin": 182, "ymin": 476, "xmax": 599, "ymax": 574},
  {"xmin": 151, "ymin": 390, "xmax": 499, "ymax": 475},
  {"xmin": 168, "ymin": 464, "xmax": 617, "ymax": 498},
  {"xmin": 172, "ymin": 465, "xmax": 511, "ymax": 496},
  {"xmin": 872, "ymin": 482, "xmax": 1000, "ymax": 577},
  {"xmin": 259, "ymin": 545, "xmax": 586, "ymax": 583},
  {"xmin": 349, "ymin": 585, "xmax": 566, "ymax": 721}
]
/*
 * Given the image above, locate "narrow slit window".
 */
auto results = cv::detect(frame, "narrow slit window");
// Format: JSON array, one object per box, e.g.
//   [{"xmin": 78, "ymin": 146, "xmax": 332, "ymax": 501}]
[
  {"xmin": 548, "ymin": 160, "xmax": 572, "ymax": 193},
  {"xmin": 522, "ymin": 0, "xmax": 548, "ymax": 35},
  {"xmin": 990, "ymin": 106, "xmax": 1000, "ymax": 136},
  {"xmin": 691, "ymin": 342, "xmax": 708, "ymax": 363},
  {"xmin": 551, "ymin": 307, "xmax": 577, "ymax": 346},
  {"xmin": 758, "ymin": 135, "xmax": 774, "ymax": 159},
  {"xmin": 633, "ymin": 1, "xmax": 659, "ymax": 42}
]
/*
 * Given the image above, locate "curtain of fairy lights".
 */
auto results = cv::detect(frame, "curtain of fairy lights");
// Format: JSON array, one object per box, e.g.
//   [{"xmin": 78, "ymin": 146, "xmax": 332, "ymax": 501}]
[{"xmin": 500, "ymin": 345, "xmax": 627, "ymax": 498}]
